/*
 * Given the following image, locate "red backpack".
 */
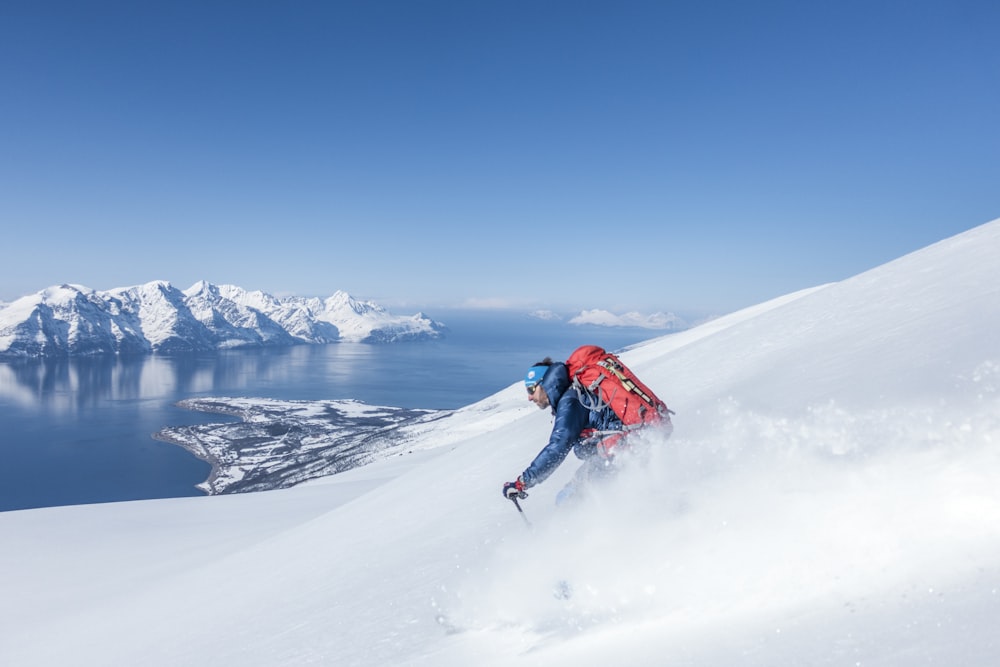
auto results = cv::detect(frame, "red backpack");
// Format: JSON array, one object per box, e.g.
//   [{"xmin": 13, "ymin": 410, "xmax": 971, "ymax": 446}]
[{"xmin": 565, "ymin": 345, "xmax": 672, "ymax": 454}]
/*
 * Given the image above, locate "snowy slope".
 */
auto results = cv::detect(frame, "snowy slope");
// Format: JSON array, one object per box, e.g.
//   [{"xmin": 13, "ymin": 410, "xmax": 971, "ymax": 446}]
[{"xmin": 1, "ymin": 219, "xmax": 999, "ymax": 666}]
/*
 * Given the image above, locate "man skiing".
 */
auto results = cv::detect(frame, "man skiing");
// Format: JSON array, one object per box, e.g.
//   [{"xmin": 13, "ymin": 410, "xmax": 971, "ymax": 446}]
[{"xmin": 502, "ymin": 357, "xmax": 627, "ymax": 505}]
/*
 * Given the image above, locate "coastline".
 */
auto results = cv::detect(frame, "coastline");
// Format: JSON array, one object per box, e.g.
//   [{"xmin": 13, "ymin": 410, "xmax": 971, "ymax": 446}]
[
  {"xmin": 150, "ymin": 429, "xmax": 220, "ymax": 496},
  {"xmin": 152, "ymin": 396, "xmax": 449, "ymax": 496},
  {"xmin": 152, "ymin": 398, "xmax": 256, "ymax": 495}
]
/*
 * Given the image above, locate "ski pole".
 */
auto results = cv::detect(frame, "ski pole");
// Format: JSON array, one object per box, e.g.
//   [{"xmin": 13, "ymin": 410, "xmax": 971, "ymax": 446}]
[{"xmin": 510, "ymin": 495, "xmax": 532, "ymax": 529}]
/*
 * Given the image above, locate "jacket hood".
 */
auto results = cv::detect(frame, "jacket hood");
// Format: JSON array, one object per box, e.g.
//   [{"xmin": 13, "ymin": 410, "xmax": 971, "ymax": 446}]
[{"xmin": 540, "ymin": 362, "xmax": 571, "ymax": 409}]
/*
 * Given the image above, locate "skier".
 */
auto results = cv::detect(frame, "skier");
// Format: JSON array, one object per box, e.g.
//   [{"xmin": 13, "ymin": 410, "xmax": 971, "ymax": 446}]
[{"xmin": 502, "ymin": 357, "xmax": 626, "ymax": 505}]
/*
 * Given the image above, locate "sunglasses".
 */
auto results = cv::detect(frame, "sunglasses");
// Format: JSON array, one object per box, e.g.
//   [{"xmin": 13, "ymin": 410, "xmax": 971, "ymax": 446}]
[{"xmin": 527, "ymin": 384, "xmax": 540, "ymax": 395}]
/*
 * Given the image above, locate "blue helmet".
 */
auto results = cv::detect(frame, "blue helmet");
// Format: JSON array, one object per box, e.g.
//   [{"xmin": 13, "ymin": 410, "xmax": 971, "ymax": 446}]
[{"xmin": 524, "ymin": 364, "xmax": 549, "ymax": 389}]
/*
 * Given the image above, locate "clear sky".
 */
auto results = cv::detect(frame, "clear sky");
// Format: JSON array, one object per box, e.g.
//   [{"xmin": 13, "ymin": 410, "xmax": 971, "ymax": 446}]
[{"xmin": 2, "ymin": 1, "xmax": 997, "ymax": 317}]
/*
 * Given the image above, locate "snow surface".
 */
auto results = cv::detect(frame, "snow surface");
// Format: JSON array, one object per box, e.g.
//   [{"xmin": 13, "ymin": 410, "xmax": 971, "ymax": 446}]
[{"xmin": 2, "ymin": 219, "xmax": 1000, "ymax": 666}]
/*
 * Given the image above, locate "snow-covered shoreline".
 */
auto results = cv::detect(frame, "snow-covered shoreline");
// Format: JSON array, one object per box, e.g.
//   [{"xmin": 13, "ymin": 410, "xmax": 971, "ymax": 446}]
[
  {"xmin": 149, "ymin": 410, "xmax": 229, "ymax": 496},
  {"xmin": 153, "ymin": 396, "xmax": 451, "ymax": 495}
]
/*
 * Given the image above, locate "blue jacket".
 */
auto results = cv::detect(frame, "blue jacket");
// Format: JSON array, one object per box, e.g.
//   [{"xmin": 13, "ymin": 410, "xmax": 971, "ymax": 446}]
[{"xmin": 520, "ymin": 362, "xmax": 622, "ymax": 488}]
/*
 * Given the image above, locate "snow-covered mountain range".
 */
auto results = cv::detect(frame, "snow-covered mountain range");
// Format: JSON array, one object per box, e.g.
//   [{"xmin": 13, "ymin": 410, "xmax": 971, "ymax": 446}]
[{"xmin": 0, "ymin": 281, "xmax": 445, "ymax": 357}]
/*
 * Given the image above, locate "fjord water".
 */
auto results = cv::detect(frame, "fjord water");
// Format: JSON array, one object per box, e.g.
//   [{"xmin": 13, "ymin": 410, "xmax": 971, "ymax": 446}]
[{"xmin": 0, "ymin": 312, "xmax": 662, "ymax": 511}]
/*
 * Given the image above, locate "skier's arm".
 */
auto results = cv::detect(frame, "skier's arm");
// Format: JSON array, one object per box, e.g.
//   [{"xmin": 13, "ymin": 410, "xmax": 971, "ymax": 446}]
[{"xmin": 519, "ymin": 395, "xmax": 588, "ymax": 488}]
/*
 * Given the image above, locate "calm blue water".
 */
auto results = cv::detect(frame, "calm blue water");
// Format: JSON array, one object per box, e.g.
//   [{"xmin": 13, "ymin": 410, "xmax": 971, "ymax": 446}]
[{"xmin": 0, "ymin": 312, "xmax": 662, "ymax": 512}]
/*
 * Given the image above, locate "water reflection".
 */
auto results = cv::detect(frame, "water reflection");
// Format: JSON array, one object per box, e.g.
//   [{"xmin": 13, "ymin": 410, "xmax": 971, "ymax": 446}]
[
  {"xmin": 0, "ymin": 349, "xmax": 297, "ymax": 412},
  {"xmin": 0, "ymin": 321, "xmax": 664, "ymax": 414},
  {"xmin": 0, "ymin": 344, "xmax": 418, "ymax": 415}
]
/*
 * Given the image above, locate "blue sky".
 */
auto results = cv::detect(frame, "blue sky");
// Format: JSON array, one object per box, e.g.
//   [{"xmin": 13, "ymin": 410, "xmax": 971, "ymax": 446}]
[{"xmin": 2, "ymin": 1, "xmax": 997, "ymax": 317}]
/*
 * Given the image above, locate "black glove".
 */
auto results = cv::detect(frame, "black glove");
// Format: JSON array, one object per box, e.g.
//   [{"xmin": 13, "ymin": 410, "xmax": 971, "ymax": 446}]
[{"xmin": 503, "ymin": 478, "xmax": 527, "ymax": 500}]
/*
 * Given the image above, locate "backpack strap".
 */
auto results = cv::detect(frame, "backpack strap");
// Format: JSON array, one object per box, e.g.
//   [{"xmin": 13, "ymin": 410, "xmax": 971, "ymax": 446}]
[
  {"xmin": 572, "ymin": 375, "xmax": 612, "ymax": 413},
  {"xmin": 595, "ymin": 357, "xmax": 660, "ymax": 411}
]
